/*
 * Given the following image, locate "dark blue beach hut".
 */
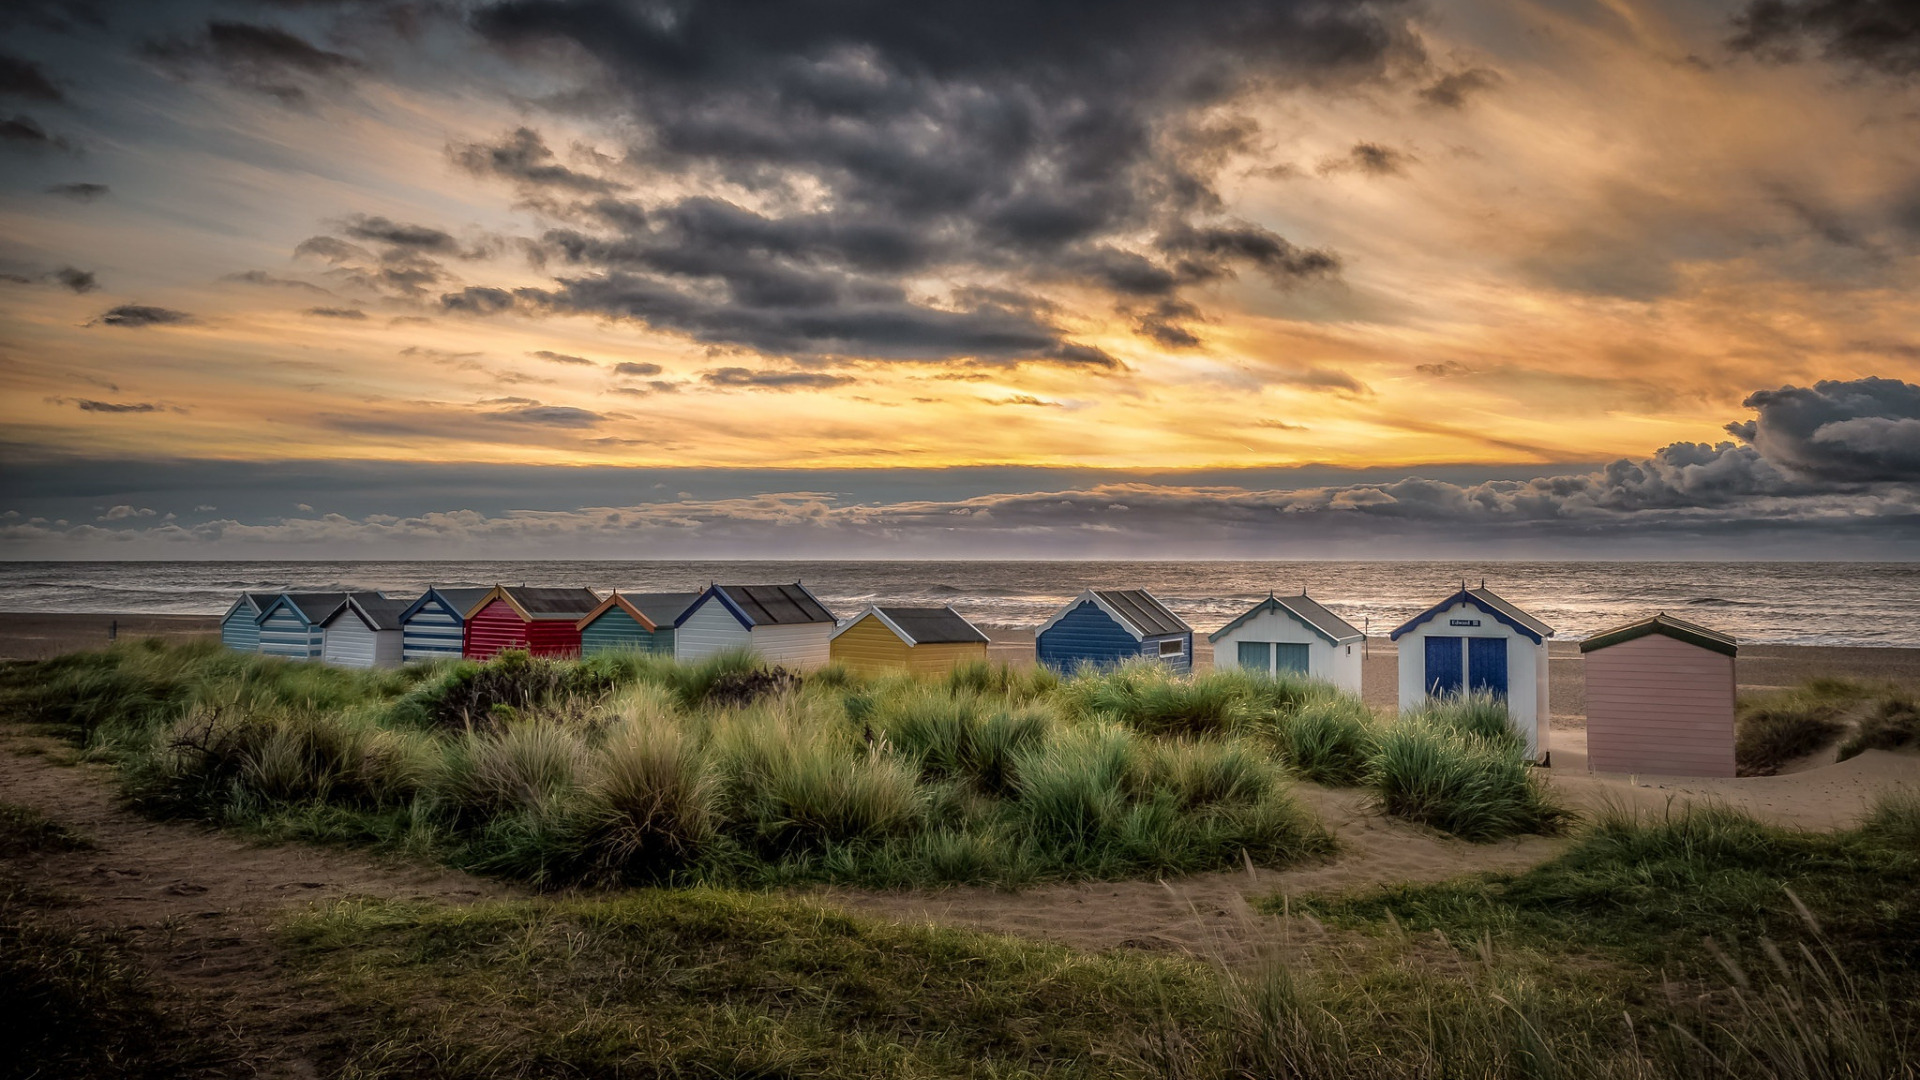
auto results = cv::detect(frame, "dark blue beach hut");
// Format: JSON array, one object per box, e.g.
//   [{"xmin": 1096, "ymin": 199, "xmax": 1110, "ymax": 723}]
[
  {"xmin": 220, "ymin": 591, "xmax": 280, "ymax": 652},
  {"xmin": 398, "ymin": 587, "xmax": 491, "ymax": 664},
  {"xmin": 1034, "ymin": 588, "xmax": 1193, "ymax": 675}
]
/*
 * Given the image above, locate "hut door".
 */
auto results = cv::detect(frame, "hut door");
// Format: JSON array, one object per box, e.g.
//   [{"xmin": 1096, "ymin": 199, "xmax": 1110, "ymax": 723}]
[
  {"xmin": 1468, "ymin": 637, "xmax": 1508, "ymax": 697},
  {"xmin": 1274, "ymin": 643, "xmax": 1310, "ymax": 675},
  {"xmin": 1424, "ymin": 637, "xmax": 1464, "ymax": 696},
  {"xmin": 1237, "ymin": 641, "xmax": 1272, "ymax": 672}
]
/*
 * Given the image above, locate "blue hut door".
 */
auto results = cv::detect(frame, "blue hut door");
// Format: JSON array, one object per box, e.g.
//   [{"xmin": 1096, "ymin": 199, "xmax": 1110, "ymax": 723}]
[
  {"xmin": 1468, "ymin": 637, "xmax": 1508, "ymax": 697},
  {"xmin": 1237, "ymin": 641, "xmax": 1272, "ymax": 672},
  {"xmin": 1424, "ymin": 637, "xmax": 1464, "ymax": 696},
  {"xmin": 1274, "ymin": 643, "xmax": 1310, "ymax": 675}
]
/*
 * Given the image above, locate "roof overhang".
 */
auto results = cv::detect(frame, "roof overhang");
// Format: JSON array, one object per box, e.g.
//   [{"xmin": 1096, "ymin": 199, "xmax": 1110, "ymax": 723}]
[
  {"xmin": 1207, "ymin": 596, "xmax": 1362, "ymax": 645},
  {"xmin": 831, "ymin": 606, "xmax": 911, "ymax": 645},
  {"xmin": 577, "ymin": 591, "xmax": 662, "ymax": 633},
  {"xmin": 1580, "ymin": 614, "xmax": 1737, "ymax": 657}
]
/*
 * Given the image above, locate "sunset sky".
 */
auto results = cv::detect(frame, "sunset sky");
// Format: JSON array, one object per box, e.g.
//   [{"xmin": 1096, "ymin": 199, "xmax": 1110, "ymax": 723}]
[{"xmin": 2, "ymin": 0, "xmax": 1917, "ymax": 558}]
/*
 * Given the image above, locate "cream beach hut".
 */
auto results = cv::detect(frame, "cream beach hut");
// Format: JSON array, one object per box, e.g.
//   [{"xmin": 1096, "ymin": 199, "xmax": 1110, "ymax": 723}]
[
  {"xmin": 1581, "ymin": 613, "xmax": 1737, "ymax": 777},
  {"xmin": 673, "ymin": 583, "xmax": 839, "ymax": 671},
  {"xmin": 1207, "ymin": 593, "xmax": 1364, "ymax": 694},
  {"xmin": 1391, "ymin": 585, "xmax": 1553, "ymax": 763}
]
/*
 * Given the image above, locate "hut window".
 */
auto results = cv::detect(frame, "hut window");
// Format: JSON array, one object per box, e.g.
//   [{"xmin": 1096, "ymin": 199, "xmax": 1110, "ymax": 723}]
[{"xmin": 1158, "ymin": 639, "xmax": 1183, "ymax": 656}]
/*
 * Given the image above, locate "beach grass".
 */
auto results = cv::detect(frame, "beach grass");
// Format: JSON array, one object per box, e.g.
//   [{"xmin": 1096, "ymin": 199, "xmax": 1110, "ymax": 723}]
[{"xmin": 1738, "ymin": 678, "xmax": 1920, "ymax": 774}]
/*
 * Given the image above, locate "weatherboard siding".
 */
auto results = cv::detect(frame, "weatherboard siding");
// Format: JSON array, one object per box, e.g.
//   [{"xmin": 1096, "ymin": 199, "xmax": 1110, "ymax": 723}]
[
  {"xmin": 1037, "ymin": 600, "xmax": 1143, "ymax": 673},
  {"xmin": 1143, "ymin": 632, "xmax": 1193, "ymax": 675},
  {"xmin": 258, "ymin": 607, "xmax": 322, "ymax": 659},
  {"xmin": 674, "ymin": 597, "xmax": 753, "ymax": 663},
  {"xmin": 751, "ymin": 623, "xmax": 833, "ymax": 670},
  {"xmin": 323, "ymin": 618, "xmax": 402, "ymax": 669},
  {"xmin": 1584, "ymin": 634, "xmax": 1736, "ymax": 777},
  {"xmin": 1396, "ymin": 599, "xmax": 1548, "ymax": 762},
  {"xmin": 831, "ymin": 615, "xmax": 911, "ymax": 674},
  {"xmin": 1209, "ymin": 607, "xmax": 1360, "ymax": 692},
  {"xmin": 402, "ymin": 597, "xmax": 466, "ymax": 663},
  {"xmin": 221, "ymin": 608, "xmax": 260, "ymax": 653},
  {"xmin": 580, "ymin": 608, "xmax": 673, "ymax": 656}
]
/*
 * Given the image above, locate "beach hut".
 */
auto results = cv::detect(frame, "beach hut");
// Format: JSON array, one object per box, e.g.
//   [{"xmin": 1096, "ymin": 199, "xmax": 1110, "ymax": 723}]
[
  {"xmin": 577, "ymin": 591, "xmax": 701, "ymax": 657},
  {"xmin": 830, "ymin": 605, "xmax": 990, "ymax": 675},
  {"xmin": 1581, "ymin": 613, "xmax": 1737, "ymax": 778},
  {"xmin": 1207, "ymin": 593, "xmax": 1364, "ymax": 693},
  {"xmin": 463, "ymin": 586, "xmax": 602, "ymax": 660},
  {"xmin": 398, "ymin": 587, "xmax": 491, "ymax": 664},
  {"xmin": 220, "ymin": 591, "xmax": 280, "ymax": 653},
  {"xmin": 257, "ymin": 592, "xmax": 381, "ymax": 660},
  {"xmin": 1034, "ymin": 589, "xmax": 1192, "ymax": 675},
  {"xmin": 1391, "ymin": 585, "xmax": 1553, "ymax": 763},
  {"xmin": 320, "ymin": 595, "xmax": 409, "ymax": 669},
  {"xmin": 673, "ymin": 583, "xmax": 838, "ymax": 670}
]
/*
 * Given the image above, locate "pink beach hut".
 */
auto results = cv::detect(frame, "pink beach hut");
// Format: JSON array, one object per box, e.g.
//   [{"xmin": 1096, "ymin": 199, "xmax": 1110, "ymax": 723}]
[{"xmin": 1580, "ymin": 613, "xmax": 1737, "ymax": 778}]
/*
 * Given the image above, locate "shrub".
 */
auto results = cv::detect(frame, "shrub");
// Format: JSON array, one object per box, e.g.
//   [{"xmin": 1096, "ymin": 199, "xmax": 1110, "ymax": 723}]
[
  {"xmin": 1273, "ymin": 697, "xmax": 1377, "ymax": 786},
  {"xmin": 1370, "ymin": 717, "xmax": 1565, "ymax": 841},
  {"xmin": 583, "ymin": 711, "xmax": 716, "ymax": 879},
  {"xmin": 403, "ymin": 650, "xmax": 620, "ymax": 732}
]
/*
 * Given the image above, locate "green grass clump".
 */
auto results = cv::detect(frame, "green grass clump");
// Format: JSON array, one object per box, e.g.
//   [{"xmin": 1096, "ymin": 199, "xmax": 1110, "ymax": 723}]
[
  {"xmin": 283, "ymin": 889, "xmax": 1221, "ymax": 1080},
  {"xmin": 1736, "ymin": 681, "xmax": 1858, "ymax": 776},
  {"xmin": 1058, "ymin": 659, "xmax": 1253, "ymax": 735},
  {"xmin": 1369, "ymin": 712, "xmax": 1565, "ymax": 841},
  {"xmin": 1273, "ymin": 695, "xmax": 1378, "ymax": 786},
  {"xmin": 1838, "ymin": 691, "xmax": 1920, "ymax": 762}
]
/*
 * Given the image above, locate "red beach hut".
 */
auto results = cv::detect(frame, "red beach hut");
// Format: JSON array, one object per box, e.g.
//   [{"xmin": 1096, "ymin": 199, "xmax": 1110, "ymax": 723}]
[{"xmin": 463, "ymin": 586, "xmax": 602, "ymax": 660}]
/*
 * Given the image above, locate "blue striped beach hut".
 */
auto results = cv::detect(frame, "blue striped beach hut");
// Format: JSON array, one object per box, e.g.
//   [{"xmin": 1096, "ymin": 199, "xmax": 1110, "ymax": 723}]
[
  {"xmin": 398, "ymin": 587, "xmax": 491, "ymax": 664},
  {"xmin": 1034, "ymin": 589, "xmax": 1193, "ymax": 675},
  {"xmin": 220, "ymin": 591, "xmax": 280, "ymax": 652},
  {"xmin": 577, "ymin": 591, "xmax": 701, "ymax": 657},
  {"xmin": 257, "ymin": 592, "xmax": 381, "ymax": 660}
]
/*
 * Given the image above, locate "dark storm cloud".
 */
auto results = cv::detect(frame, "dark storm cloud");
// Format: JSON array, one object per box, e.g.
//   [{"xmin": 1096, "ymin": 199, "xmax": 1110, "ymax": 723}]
[
  {"xmin": 701, "ymin": 367, "xmax": 858, "ymax": 390},
  {"xmin": 53, "ymin": 267, "xmax": 96, "ymax": 293},
  {"xmin": 1728, "ymin": 376, "xmax": 1920, "ymax": 481},
  {"xmin": 452, "ymin": 127, "xmax": 622, "ymax": 193},
  {"xmin": 440, "ymin": 285, "xmax": 516, "ymax": 313},
  {"xmin": 305, "ymin": 306, "xmax": 366, "ymax": 319},
  {"xmin": 45, "ymin": 182, "xmax": 108, "ymax": 200},
  {"xmin": 92, "ymin": 304, "xmax": 193, "ymax": 328},
  {"xmin": 0, "ymin": 52, "xmax": 62, "ymax": 102},
  {"xmin": 447, "ymin": 0, "xmax": 1407, "ymax": 363},
  {"xmin": 1418, "ymin": 67, "xmax": 1501, "ymax": 108},
  {"xmin": 146, "ymin": 20, "xmax": 361, "ymax": 107},
  {"xmin": 1729, "ymin": 0, "xmax": 1920, "ymax": 78}
]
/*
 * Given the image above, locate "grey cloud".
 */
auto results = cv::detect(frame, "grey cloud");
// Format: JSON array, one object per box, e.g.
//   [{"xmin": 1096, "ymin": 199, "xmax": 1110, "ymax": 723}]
[
  {"xmin": 1419, "ymin": 67, "xmax": 1501, "ymax": 108},
  {"xmin": 54, "ymin": 267, "xmax": 96, "ymax": 293},
  {"xmin": 614, "ymin": 361, "xmax": 662, "ymax": 376},
  {"xmin": 1729, "ymin": 376, "xmax": 1920, "ymax": 481},
  {"xmin": 701, "ymin": 367, "xmax": 857, "ymax": 390},
  {"xmin": 74, "ymin": 400, "xmax": 160, "ymax": 413},
  {"xmin": 1, "ymin": 114, "xmax": 68, "ymax": 149},
  {"xmin": 340, "ymin": 214, "xmax": 457, "ymax": 253},
  {"xmin": 1729, "ymin": 0, "xmax": 1919, "ymax": 78},
  {"xmin": 1416, "ymin": 360, "xmax": 1474, "ymax": 377},
  {"xmin": 305, "ymin": 306, "xmax": 366, "ymax": 319},
  {"xmin": 493, "ymin": 404, "xmax": 603, "ymax": 427},
  {"xmin": 441, "ymin": 286, "xmax": 516, "ymax": 313},
  {"xmin": 146, "ymin": 20, "xmax": 360, "ymax": 107},
  {"xmin": 93, "ymin": 304, "xmax": 192, "ymax": 328},
  {"xmin": 1318, "ymin": 141, "xmax": 1413, "ymax": 177},
  {"xmin": 0, "ymin": 53, "xmax": 62, "ymax": 102},
  {"xmin": 533, "ymin": 350, "xmax": 594, "ymax": 365},
  {"xmin": 452, "ymin": 127, "xmax": 621, "ymax": 192},
  {"xmin": 46, "ymin": 182, "xmax": 108, "ymax": 200},
  {"xmin": 223, "ymin": 270, "xmax": 333, "ymax": 294}
]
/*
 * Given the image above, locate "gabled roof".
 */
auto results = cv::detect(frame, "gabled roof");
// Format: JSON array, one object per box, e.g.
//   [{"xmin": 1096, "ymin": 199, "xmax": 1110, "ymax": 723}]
[
  {"xmin": 398, "ymin": 586, "xmax": 492, "ymax": 624},
  {"xmin": 1580, "ymin": 612, "xmax": 1737, "ymax": 657},
  {"xmin": 256, "ymin": 591, "xmax": 356, "ymax": 626},
  {"xmin": 473, "ymin": 585, "xmax": 602, "ymax": 621},
  {"xmin": 678, "ymin": 583, "xmax": 836, "ymax": 628},
  {"xmin": 322, "ymin": 594, "xmax": 408, "ymax": 632},
  {"xmin": 831, "ymin": 605, "xmax": 990, "ymax": 646},
  {"xmin": 1207, "ymin": 594, "xmax": 1363, "ymax": 645},
  {"xmin": 1389, "ymin": 586, "xmax": 1553, "ymax": 643},
  {"xmin": 577, "ymin": 590, "xmax": 702, "ymax": 632},
  {"xmin": 1035, "ymin": 588, "xmax": 1191, "ymax": 642},
  {"xmin": 223, "ymin": 591, "xmax": 280, "ymax": 621}
]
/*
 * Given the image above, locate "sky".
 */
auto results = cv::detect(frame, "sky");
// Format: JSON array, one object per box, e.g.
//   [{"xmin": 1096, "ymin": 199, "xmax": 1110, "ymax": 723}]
[{"xmin": 1, "ymin": 0, "xmax": 1917, "ymax": 559}]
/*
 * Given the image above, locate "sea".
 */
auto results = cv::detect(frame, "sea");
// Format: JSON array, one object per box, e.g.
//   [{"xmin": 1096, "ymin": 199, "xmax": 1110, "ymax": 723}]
[{"xmin": 2, "ymin": 561, "xmax": 1917, "ymax": 647}]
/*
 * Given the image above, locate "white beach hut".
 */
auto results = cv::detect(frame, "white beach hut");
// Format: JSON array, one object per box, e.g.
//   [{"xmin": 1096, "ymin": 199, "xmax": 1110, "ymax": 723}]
[
  {"xmin": 1207, "ymin": 593, "xmax": 1364, "ymax": 694},
  {"xmin": 1390, "ymin": 585, "xmax": 1554, "ymax": 764},
  {"xmin": 673, "ymin": 583, "xmax": 838, "ymax": 671},
  {"xmin": 320, "ymin": 595, "xmax": 408, "ymax": 669}
]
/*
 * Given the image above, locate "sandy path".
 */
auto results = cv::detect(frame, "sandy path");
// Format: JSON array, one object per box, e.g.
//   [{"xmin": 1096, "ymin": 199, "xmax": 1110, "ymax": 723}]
[{"xmin": 0, "ymin": 732, "xmax": 513, "ymax": 1079}]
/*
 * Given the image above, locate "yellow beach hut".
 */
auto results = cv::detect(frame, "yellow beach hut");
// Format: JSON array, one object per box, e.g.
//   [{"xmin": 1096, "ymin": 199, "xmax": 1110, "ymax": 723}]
[{"xmin": 830, "ymin": 605, "xmax": 990, "ymax": 676}]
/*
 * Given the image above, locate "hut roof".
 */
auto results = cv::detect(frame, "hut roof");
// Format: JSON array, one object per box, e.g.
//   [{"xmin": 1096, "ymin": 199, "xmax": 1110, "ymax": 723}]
[
  {"xmin": 224, "ymin": 591, "xmax": 280, "ymax": 620},
  {"xmin": 1580, "ymin": 612, "xmax": 1737, "ymax": 657},
  {"xmin": 323, "ymin": 595, "xmax": 409, "ymax": 632},
  {"xmin": 833, "ymin": 605, "xmax": 989, "ymax": 646},
  {"xmin": 398, "ymin": 586, "xmax": 492, "ymax": 623},
  {"xmin": 257, "ymin": 591, "xmax": 367, "ymax": 626},
  {"xmin": 577, "ymin": 590, "xmax": 703, "ymax": 632},
  {"xmin": 1208, "ymin": 594, "xmax": 1363, "ymax": 645},
  {"xmin": 478, "ymin": 585, "xmax": 602, "ymax": 621},
  {"xmin": 686, "ymin": 583, "xmax": 836, "ymax": 627},
  {"xmin": 1037, "ymin": 588, "xmax": 1190, "ymax": 641},
  {"xmin": 1389, "ymin": 586, "xmax": 1553, "ymax": 643}
]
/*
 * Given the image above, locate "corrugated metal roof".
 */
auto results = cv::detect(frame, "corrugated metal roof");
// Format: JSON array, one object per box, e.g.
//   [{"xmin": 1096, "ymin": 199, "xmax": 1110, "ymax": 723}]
[
  {"xmin": 717, "ymin": 583, "xmax": 836, "ymax": 626},
  {"xmin": 627, "ymin": 592, "xmax": 701, "ymax": 627},
  {"xmin": 876, "ymin": 606, "xmax": 989, "ymax": 645},
  {"xmin": 329, "ymin": 595, "xmax": 409, "ymax": 631},
  {"xmin": 501, "ymin": 586, "xmax": 601, "ymax": 619},
  {"xmin": 1092, "ymin": 589, "xmax": 1190, "ymax": 637},
  {"xmin": 1580, "ymin": 613, "xmax": 1737, "ymax": 657}
]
